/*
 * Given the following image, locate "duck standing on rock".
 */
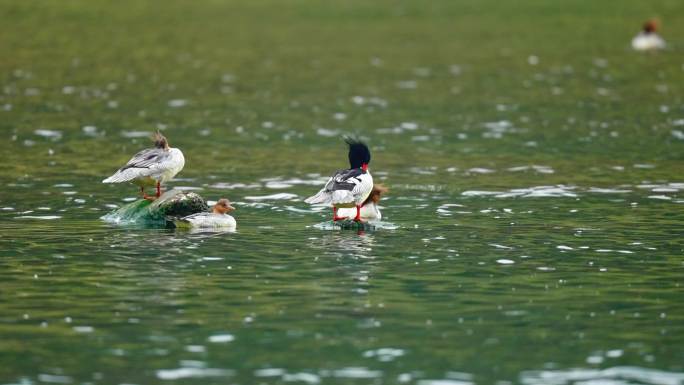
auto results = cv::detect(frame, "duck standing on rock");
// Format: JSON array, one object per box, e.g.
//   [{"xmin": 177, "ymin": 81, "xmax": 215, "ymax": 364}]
[
  {"xmin": 179, "ymin": 198, "xmax": 236, "ymax": 229},
  {"xmin": 103, "ymin": 131, "xmax": 185, "ymax": 200},
  {"xmin": 305, "ymin": 138, "xmax": 373, "ymax": 222}
]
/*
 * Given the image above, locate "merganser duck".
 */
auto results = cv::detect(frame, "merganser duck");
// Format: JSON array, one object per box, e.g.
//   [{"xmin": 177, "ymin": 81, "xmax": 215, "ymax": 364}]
[
  {"xmin": 103, "ymin": 131, "xmax": 185, "ymax": 200},
  {"xmin": 305, "ymin": 138, "xmax": 373, "ymax": 222},
  {"xmin": 179, "ymin": 198, "xmax": 236, "ymax": 229},
  {"xmin": 632, "ymin": 19, "xmax": 665, "ymax": 51},
  {"xmin": 337, "ymin": 183, "xmax": 388, "ymax": 221}
]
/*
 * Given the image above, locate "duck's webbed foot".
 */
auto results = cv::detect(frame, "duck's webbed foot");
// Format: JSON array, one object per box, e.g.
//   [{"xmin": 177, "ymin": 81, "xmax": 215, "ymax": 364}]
[
  {"xmin": 139, "ymin": 186, "xmax": 157, "ymax": 201},
  {"xmin": 332, "ymin": 207, "xmax": 347, "ymax": 222},
  {"xmin": 143, "ymin": 194, "xmax": 157, "ymax": 201}
]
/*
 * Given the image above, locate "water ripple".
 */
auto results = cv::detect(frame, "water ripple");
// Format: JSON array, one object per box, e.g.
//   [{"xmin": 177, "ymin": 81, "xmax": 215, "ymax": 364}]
[{"xmin": 520, "ymin": 366, "xmax": 684, "ymax": 385}]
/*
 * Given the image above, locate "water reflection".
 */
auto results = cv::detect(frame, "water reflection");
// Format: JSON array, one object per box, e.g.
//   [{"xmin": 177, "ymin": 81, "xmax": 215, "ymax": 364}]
[{"xmin": 307, "ymin": 228, "xmax": 377, "ymax": 256}]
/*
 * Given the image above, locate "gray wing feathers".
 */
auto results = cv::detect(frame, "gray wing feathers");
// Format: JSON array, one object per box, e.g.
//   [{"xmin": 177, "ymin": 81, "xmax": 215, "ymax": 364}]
[
  {"xmin": 330, "ymin": 169, "xmax": 364, "ymax": 191},
  {"xmin": 304, "ymin": 169, "xmax": 371, "ymax": 205},
  {"xmin": 120, "ymin": 148, "xmax": 170, "ymax": 170},
  {"xmin": 102, "ymin": 148, "xmax": 169, "ymax": 183}
]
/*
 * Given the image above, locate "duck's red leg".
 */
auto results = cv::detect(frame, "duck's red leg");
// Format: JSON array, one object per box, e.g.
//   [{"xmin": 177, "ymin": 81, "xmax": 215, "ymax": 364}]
[
  {"xmin": 141, "ymin": 186, "xmax": 155, "ymax": 201},
  {"xmin": 332, "ymin": 206, "xmax": 346, "ymax": 221},
  {"xmin": 156, "ymin": 182, "xmax": 162, "ymax": 197},
  {"xmin": 353, "ymin": 205, "xmax": 362, "ymax": 222}
]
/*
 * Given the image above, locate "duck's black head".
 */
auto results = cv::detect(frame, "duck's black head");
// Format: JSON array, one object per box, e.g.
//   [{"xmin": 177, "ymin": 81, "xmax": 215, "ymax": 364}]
[{"xmin": 345, "ymin": 138, "xmax": 371, "ymax": 169}]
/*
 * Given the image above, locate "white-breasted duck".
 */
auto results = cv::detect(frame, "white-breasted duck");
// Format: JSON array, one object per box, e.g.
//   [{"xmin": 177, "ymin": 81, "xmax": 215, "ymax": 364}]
[
  {"xmin": 180, "ymin": 198, "xmax": 237, "ymax": 229},
  {"xmin": 103, "ymin": 131, "xmax": 185, "ymax": 200},
  {"xmin": 305, "ymin": 138, "xmax": 374, "ymax": 222},
  {"xmin": 632, "ymin": 19, "xmax": 666, "ymax": 51},
  {"xmin": 337, "ymin": 183, "xmax": 388, "ymax": 221}
]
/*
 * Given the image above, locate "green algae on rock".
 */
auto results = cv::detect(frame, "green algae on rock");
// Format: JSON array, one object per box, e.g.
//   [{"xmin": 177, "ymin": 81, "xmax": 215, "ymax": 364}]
[{"xmin": 101, "ymin": 189, "xmax": 209, "ymax": 226}]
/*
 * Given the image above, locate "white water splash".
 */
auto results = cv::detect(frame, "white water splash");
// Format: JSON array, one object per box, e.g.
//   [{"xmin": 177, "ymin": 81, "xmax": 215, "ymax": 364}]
[
  {"xmin": 462, "ymin": 185, "xmax": 577, "ymax": 198},
  {"xmin": 14, "ymin": 215, "xmax": 61, "ymax": 220},
  {"xmin": 156, "ymin": 367, "xmax": 234, "ymax": 380},
  {"xmin": 34, "ymin": 129, "xmax": 62, "ymax": 139},
  {"xmin": 520, "ymin": 366, "xmax": 684, "ymax": 385},
  {"xmin": 244, "ymin": 193, "xmax": 298, "ymax": 201},
  {"xmin": 208, "ymin": 334, "xmax": 234, "ymax": 343},
  {"xmin": 363, "ymin": 348, "xmax": 405, "ymax": 362}
]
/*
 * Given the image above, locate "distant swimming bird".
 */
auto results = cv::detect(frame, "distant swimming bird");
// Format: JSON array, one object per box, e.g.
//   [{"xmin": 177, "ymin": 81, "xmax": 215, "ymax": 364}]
[
  {"xmin": 632, "ymin": 19, "xmax": 666, "ymax": 51},
  {"xmin": 102, "ymin": 131, "xmax": 185, "ymax": 200},
  {"xmin": 305, "ymin": 138, "xmax": 374, "ymax": 222},
  {"xmin": 337, "ymin": 184, "xmax": 388, "ymax": 221},
  {"xmin": 179, "ymin": 198, "xmax": 236, "ymax": 229}
]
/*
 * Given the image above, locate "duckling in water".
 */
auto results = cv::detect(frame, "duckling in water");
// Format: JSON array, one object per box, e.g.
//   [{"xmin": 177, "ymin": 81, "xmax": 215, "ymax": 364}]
[
  {"xmin": 179, "ymin": 198, "xmax": 236, "ymax": 229},
  {"xmin": 336, "ymin": 184, "xmax": 388, "ymax": 222},
  {"xmin": 632, "ymin": 19, "xmax": 666, "ymax": 51}
]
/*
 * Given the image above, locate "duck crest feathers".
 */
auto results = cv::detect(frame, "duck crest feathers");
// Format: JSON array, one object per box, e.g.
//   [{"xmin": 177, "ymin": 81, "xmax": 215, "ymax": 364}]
[
  {"xmin": 153, "ymin": 131, "xmax": 169, "ymax": 150},
  {"xmin": 345, "ymin": 137, "xmax": 371, "ymax": 169}
]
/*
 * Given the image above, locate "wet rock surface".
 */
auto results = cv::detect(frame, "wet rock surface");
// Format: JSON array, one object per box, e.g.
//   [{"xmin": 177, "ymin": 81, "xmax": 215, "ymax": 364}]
[{"xmin": 101, "ymin": 189, "xmax": 208, "ymax": 226}]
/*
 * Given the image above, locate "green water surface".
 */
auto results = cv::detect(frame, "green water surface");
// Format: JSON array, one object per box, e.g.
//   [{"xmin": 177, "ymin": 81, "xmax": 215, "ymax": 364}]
[{"xmin": 1, "ymin": 1, "xmax": 683, "ymax": 384}]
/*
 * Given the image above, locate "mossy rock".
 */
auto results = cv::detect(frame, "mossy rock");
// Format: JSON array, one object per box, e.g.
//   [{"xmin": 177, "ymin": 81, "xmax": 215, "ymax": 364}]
[
  {"xmin": 333, "ymin": 219, "xmax": 377, "ymax": 231},
  {"xmin": 102, "ymin": 189, "xmax": 209, "ymax": 226}
]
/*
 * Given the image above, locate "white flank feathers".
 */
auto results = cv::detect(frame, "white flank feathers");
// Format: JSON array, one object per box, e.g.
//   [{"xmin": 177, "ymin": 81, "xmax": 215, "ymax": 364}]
[
  {"xmin": 332, "ymin": 189, "xmax": 356, "ymax": 205},
  {"xmin": 632, "ymin": 32, "xmax": 665, "ymax": 51},
  {"xmin": 181, "ymin": 213, "xmax": 236, "ymax": 229},
  {"xmin": 337, "ymin": 202, "xmax": 382, "ymax": 221}
]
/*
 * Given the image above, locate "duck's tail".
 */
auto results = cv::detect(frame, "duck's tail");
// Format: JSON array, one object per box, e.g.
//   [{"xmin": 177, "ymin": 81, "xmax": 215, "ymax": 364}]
[
  {"xmin": 102, "ymin": 169, "xmax": 138, "ymax": 183},
  {"xmin": 304, "ymin": 190, "xmax": 332, "ymax": 205},
  {"xmin": 304, "ymin": 190, "xmax": 355, "ymax": 206}
]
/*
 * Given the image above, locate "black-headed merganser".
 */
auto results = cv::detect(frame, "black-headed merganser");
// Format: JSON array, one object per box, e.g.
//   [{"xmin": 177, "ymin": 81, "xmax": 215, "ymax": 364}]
[
  {"xmin": 337, "ymin": 183, "xmax": 388, "ymax": 221},
  {"xmin": 305, "ymin": 138, "xmax": 374, "ymax": 222},
  {"xmin": 103, "ymin": 131, "xmax": 185, "ymax": 200},
  {"xmin": 632, "ymin": 19, "xmax": 666, "ymax": 51},
  {"xmin": 180, "ymin": 198, "xmax": 236, "ymax": 229}
]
